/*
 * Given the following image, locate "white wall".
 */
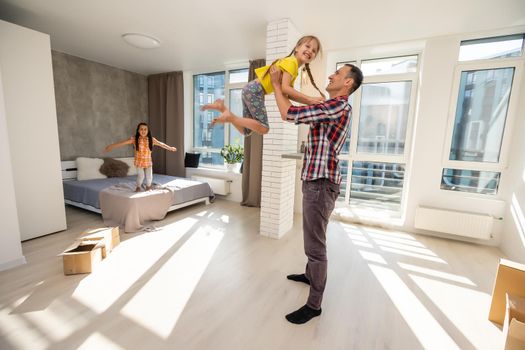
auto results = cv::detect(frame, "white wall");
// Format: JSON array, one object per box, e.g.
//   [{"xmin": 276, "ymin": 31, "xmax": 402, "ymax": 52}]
[
  {"xmin": 0, "ymin": 20, "xmax": 66, "ymax": 240},
  {"xmin": 0, "ymin": 68, "xmax": 25, "ymax": 271},
  {"xmin": 402, "ymin": 32, "xmax": 508, "ymax": 246},
  {"xmin": 499, "ymin": 65, "xmax": 525, "ymax": 263}
]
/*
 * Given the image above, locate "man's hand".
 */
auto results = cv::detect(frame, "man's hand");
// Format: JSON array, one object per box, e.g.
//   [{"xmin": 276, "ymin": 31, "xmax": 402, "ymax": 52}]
[
  {"xmin": 308, "ymin": 96, "xmax": 325, "ymax": 105},
  {"xmin": 269, "ymin": 66, "xmax": 282, "ymax": 90}
]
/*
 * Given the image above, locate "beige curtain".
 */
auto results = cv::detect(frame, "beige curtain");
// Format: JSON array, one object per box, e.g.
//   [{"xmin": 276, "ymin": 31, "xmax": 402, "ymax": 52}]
[
  {"xmin": 241, "ymin": 59, "xmax": 266, "ymax": 207},
  {"xmin": 148, "ymin": 72, "xmax": 184, "ymax": 177}
]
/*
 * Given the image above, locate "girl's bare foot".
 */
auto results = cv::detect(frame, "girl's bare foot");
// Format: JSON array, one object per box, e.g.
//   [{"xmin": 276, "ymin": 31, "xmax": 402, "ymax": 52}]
[
  {"xmin": 135, "ymin": 186, "xmax": 141, "ymax": 192},
  {"xmin": 201, "ymin": 99, "xmax": 226, "ymax": 112},
  {"xmin": 211, "ymin": 114, "xmax": 227, "ymax": 126},
  {"xmin": 211, "ymin": 110, "xmax": 235, "ymax": 126},
  {"xmin": 146, "ymin": 186, "xmax": 152, "ymax": 191}
]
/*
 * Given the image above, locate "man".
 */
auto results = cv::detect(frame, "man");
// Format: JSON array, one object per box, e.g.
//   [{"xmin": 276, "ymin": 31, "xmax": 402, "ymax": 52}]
[{"xmin": 269, "ymin": 63, "xmax": 363, "ymax": 324}]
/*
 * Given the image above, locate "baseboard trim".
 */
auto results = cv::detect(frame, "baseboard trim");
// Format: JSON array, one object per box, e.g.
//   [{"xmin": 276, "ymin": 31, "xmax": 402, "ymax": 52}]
[{"xmin": 0, "ymin": 256, "xmax": 27, "ymax": 272}]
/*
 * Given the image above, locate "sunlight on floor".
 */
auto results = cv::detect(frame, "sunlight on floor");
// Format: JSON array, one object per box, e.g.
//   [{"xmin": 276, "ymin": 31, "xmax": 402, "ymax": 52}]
[
  {"xmin": 358, "ymin": 250, "xmax": 387, "ymax": 264},
  {"xmin": 409, "ymin": 275, "xmax": 501, "ymax": 349},
  {"xmin": 367, "ymin": 231, "xmax": 426, "ymax": 248},
  {"xmin": 78, "ymin": 332, "xmax": 124, "ymax": 350},
  {"xmin": 342, "ymin": 223, "xmax": 499, "ymax": 349},
  {"xmin": 369, "ymin": 264, "xmax": 460, "ymax": 349},
  {"xmin": 21, "ymin": 302, "xmax": 77, "ymax": 342},
  {"xmin": 121, "ymin": 225, "xmax": 224, "ymax": 338},
  {"xmin": 72, "ymin": 217, "xmax": 198, "ymax": 313},
  {"xmin": 195, "ymin": 210, "xmax": 208, "ymax": 217},
  {"xmin": 379, "ymin": 246, "xmax": 447, "ymax": 263},
  {"xmin": 398, "ymin": 262, "xmax": 475, "ymax": 286},
  {"xmin": 344, "ymin": 224, "xmax": 447, "ymax": 264},
  {"xmin": 0, "ymin": 303, "xmax": 50, "ymax": 349}
]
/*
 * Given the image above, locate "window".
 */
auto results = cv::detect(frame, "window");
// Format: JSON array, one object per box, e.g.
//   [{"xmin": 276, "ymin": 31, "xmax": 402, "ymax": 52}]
[
  {"xmin": 357, "ymin": 81, "xmax": 411, "ymax": 155},
  {"xmin": 441, "ymin": 168, "xmax": 500, "ymax": 195},
  {"xmin": 336, "ymin": 55, "xmax": 418, "ymax": 215},
  {"xmin": 229, "ymin": 88, "xmax": 244, "ymax": 145},
  {"xmin": 442, "ymin": 33, "xmax": 523, "ymax": 195},
  {"xmin": 459, "ymin": 34, "xmax": 524, "ymax": 61},
  {"xmin": 361, "ymin": 55, "xmax": 418, "ymax": 76},
  {"xmin": 350, "ymin": 161, "xmax": 405, "ymax": 211},
  {"xmin": 449, "ymin": 67, "xmax": 514, "ymax": 163},
  {"xmin": 193, "ymin": 68, "xmax": 248, "ymax": 167}
]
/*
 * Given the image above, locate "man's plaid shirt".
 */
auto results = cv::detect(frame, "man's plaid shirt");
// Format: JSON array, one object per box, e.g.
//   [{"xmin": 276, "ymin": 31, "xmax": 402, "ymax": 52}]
[{"xmin": 286, "ymin": 95, "xmax": 351, "ymax": 185}]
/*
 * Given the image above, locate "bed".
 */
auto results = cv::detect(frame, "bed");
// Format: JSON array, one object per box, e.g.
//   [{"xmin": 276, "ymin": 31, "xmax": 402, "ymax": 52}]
[{"xmin": 61, "ymin": 158, "xmax": 214, "ymax": 232}]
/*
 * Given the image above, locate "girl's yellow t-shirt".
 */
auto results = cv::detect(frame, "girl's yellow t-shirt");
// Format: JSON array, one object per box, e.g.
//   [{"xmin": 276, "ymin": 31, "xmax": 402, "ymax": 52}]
[{"xmin": 254, "ymin": 56, "xmax": 299, "ymax": 94}]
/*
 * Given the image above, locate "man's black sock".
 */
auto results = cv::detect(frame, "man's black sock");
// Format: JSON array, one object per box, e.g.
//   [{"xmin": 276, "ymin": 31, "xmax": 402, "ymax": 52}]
[
  {"xmin": 285, "ymin": 304, "xmax": 321, "ymax": 324},
  {"xmin": 286, "ymin": 273, "xmax": 310, "ymax": 285}
]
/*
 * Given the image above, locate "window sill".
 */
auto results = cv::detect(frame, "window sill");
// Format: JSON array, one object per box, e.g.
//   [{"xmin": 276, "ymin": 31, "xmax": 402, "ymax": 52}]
[{"xmin": 185, "ymin": 167, "xmax": 242, "ymax": 177}]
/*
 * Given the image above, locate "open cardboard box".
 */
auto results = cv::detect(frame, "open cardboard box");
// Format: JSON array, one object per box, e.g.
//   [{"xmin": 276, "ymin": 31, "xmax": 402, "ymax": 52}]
[
  {"xmin": 503, "ymin": 293, "xmax": 525, "ymax": 350},
  {"xmin": 489, "ymin": 259, "xmax": 525, "ymax": 325},
  {"xmin": 78, "ymin": 227, "xmax": 120, "ymax": 258},
  {"xmin": 62, "ymin": 240, "xmax": 104, "ymax": 275}
]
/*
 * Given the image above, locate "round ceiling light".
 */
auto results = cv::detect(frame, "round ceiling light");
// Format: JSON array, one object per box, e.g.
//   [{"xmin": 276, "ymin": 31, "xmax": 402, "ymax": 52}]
[{"xmin": 122, "ymin": 33, "xmax": 161, "ymax": 49}]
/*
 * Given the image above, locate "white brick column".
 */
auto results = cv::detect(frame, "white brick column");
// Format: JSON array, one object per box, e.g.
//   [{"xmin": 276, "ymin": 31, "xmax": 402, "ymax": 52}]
[{"xmin": 260, "ymin": 19, "xmax": 301, "ymax": 239}]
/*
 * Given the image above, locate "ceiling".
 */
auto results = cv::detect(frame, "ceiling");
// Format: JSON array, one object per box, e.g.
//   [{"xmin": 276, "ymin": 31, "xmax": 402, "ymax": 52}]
[{"xmin": 1, "ymin": 0, "xmax": 524, "ymax": 75}]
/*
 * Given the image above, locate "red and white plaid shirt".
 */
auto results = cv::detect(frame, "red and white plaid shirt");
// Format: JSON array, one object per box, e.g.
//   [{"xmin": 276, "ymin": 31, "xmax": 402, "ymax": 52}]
[{"xmin": 286, "ymin": 95, "xmax": 351, "ymax": 184}]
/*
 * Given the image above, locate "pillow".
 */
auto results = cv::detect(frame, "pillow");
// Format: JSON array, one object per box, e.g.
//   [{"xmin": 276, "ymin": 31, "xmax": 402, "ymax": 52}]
[
  {"xmin": 99, "ymin": 158, "xmax": 129, "ymax": 178},
  {"xmin": 76, "ymin": 157, "xmax": 107, "ymax": 181},
  {"xmin": 185, "ymin": 153, "xmax": 201, "ymax": 168},
  {"xmin": 116, "ymin": 157, "xmax": 137, "ymax": 176}
]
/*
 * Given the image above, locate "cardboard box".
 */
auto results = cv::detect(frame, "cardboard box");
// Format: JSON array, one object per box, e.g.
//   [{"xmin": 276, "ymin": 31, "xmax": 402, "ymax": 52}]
[
  {"xmin": 504, "ymin": 318, "xmax": 525, "ymax": 350},
  {"xmin": 489, "ymin": 259, "xmax": 525, "ymax": 325},
  {"xmin": 79, "ymin": 227, "xmax": 120, "ymax": 257},
  {"xmin": 62, "ymin": 241, "xmax": 104, "ymax": 275},
  {"xmin": 503, "ymin": 295, "xmax": 525, "ymax": 350}
]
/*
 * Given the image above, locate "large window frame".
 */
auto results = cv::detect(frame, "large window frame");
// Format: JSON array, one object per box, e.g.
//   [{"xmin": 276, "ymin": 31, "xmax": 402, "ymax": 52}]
[
  {"xmin": 338, "ymin": 55, "xmax": 420, "ymax": 213},
  {"xmin": 442, "ymin": 41, "xmax": 523, "ymax": 196},
  {"xmin": 192, "ymin": 67, "xmax": 248, "ymax": 168}
]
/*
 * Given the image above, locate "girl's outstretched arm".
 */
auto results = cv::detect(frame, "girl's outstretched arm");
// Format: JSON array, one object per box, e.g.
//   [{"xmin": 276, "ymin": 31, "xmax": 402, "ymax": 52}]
[
  {"xmin": 104, "ymin": 137, "xmax": 134, "ymax": 153},
  {"xmin": 153, "ymin": 138, "xmax": 177, "ymax": 152},
  {"xmin": 280, "ymin": 71, "xmax": 324, "ymax": 105}
]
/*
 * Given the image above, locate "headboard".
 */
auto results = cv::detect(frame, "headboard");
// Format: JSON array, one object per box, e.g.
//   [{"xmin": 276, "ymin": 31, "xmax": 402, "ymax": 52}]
[
  {"xmin": 61, "ymin": 160, "xmax": 77, "ymax": 180},
  {"xmin": 61, "ymin": 157, "xmax": 136, "ymax": 180}
]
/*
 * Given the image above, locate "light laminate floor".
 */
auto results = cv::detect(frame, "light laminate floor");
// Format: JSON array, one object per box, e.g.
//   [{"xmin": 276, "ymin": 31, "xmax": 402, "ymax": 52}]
[{"xmin": 0, "ymin": 199, "xmax": 506, "ymax": 350}]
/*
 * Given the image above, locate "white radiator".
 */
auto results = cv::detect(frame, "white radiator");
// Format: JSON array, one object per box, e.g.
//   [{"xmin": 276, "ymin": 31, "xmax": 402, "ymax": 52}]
[
  {"xmin": 191, "ymin": 176, "xmax": 231, "ymax": 195},
  {"xmin": 414, "ymin": 206, "xmax": 494, "ymax": 240}
]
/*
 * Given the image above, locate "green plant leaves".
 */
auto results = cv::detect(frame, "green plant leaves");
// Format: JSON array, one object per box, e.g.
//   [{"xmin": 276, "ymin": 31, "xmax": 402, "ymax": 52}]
[{"xmin": 220, "ymin": 144, "xmax": 244, "ymax": 164}]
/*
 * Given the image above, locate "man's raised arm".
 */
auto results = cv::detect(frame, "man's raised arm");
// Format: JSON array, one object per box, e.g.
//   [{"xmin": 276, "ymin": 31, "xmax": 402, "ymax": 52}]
[{"xmin": 269, "ymin": 66, "xmax": 292, "ymax": 121}]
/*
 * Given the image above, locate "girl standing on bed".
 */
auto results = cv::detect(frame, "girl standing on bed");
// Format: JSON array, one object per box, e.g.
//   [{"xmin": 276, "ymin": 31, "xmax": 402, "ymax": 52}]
[{"xmin": 104, "ymin": 122, "xmax": 177, "ymax": 192}]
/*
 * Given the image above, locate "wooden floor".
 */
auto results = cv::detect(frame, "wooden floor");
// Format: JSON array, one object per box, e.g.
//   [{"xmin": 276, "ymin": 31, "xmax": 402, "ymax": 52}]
[{"xmin": 0, "ymin": 199, "xmax": 506, "ymax": 350}]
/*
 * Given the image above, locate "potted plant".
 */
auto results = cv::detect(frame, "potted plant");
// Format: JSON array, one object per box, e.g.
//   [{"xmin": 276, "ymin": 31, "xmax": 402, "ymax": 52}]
[{"xmin": 220, "ymin": 144, "xmax": 244, "ymax": 172}]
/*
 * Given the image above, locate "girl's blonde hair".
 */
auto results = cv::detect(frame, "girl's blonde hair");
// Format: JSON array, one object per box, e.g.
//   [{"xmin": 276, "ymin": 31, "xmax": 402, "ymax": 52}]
[{"xmin": 265, "ymin": 35, "xmax": 325, "ymax": 99}]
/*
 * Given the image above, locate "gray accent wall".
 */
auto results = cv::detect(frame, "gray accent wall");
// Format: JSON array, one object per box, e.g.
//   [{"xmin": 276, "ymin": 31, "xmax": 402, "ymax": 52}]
[{"xmin": 52, "ymin": 51, "xmax": 147, "ymax": 160}]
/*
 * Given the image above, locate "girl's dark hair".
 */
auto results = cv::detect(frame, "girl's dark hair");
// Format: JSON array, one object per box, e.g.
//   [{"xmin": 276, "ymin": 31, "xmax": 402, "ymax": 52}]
[
  {"xmin": 135, "ymin": 122, "xmax": 153, "ymax": 151},
  {"xmin": 264, "ymin": 35, "xmax": 326, "ymax": 99}
]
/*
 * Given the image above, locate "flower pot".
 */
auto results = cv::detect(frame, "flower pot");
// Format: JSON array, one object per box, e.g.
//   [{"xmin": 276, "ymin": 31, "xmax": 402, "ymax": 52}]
[{"xmin": 226, "ymin": 163, "xmax": 238, "ymax": 172}]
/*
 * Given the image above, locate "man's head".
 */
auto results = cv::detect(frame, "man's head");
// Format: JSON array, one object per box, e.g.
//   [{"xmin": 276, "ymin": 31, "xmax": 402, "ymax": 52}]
[{"xmin": 326, "ymin": 64, "xmax": 363, "ymax": 97}]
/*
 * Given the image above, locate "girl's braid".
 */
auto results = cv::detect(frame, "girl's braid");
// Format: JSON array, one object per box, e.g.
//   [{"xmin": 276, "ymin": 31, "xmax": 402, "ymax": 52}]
[{"xmin": 304, "ymin": 63, "xmax": 326, "ymax": 99}]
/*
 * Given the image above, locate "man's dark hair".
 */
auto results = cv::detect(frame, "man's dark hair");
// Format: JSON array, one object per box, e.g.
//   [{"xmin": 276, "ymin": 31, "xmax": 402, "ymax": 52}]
[{"xmin": 344, "ymin": 64, "xmax": 363, "ymax": 95}]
